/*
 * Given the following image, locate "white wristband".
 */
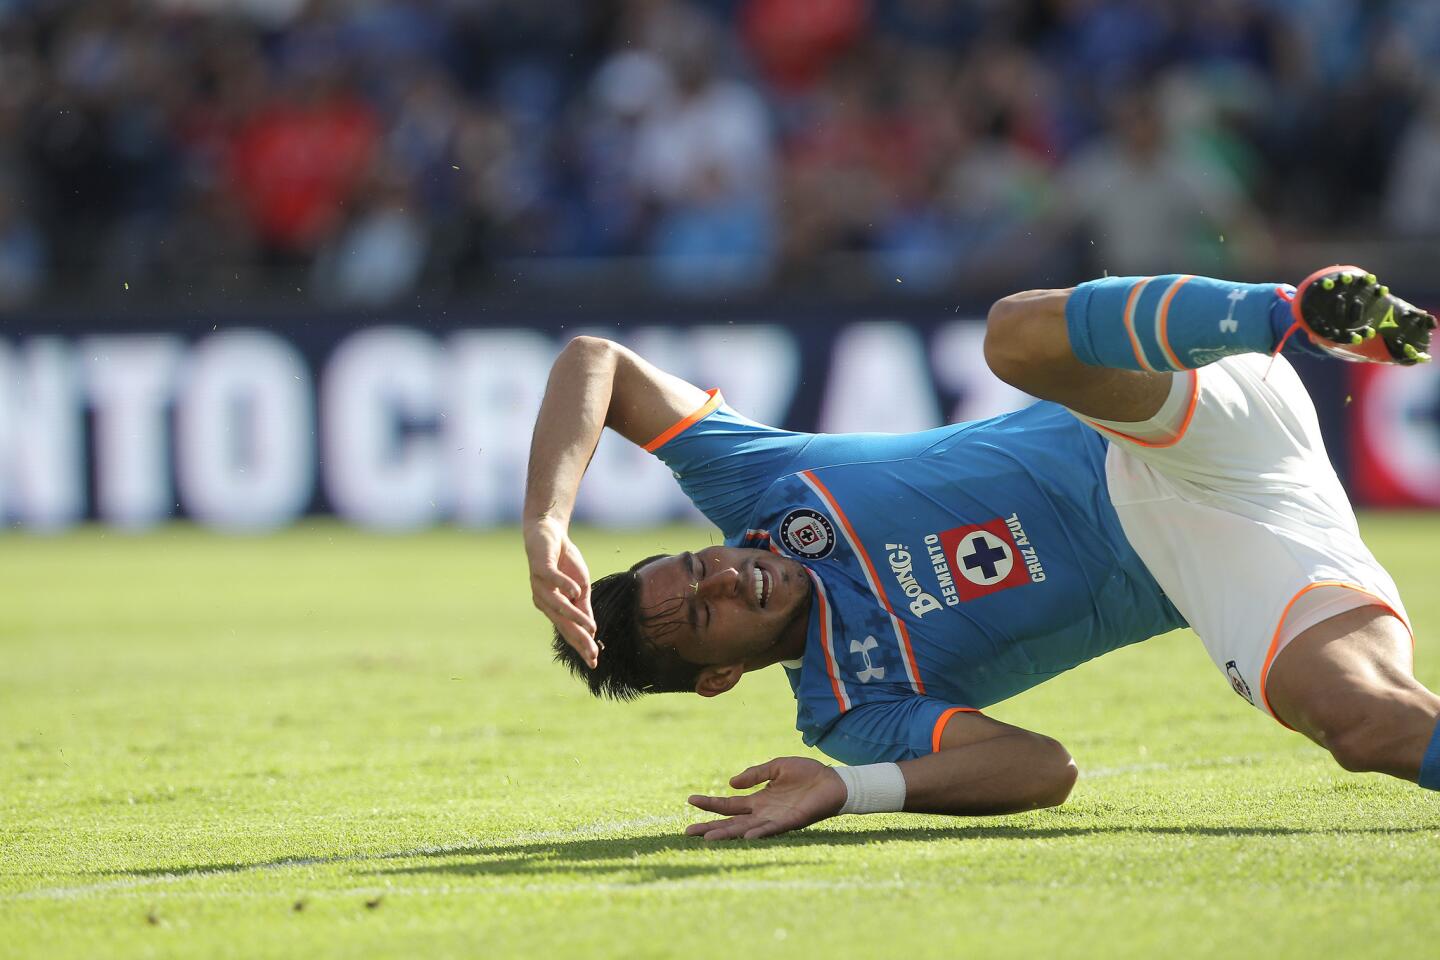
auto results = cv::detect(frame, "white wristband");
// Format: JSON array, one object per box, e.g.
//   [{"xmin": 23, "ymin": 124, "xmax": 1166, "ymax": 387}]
[{"xmin": 832, "ymin": 762, "xmax": 906, "ymax": 815}]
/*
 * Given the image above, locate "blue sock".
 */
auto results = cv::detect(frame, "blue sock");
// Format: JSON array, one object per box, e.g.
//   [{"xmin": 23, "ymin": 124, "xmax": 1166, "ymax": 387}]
[
  {"xmin": 1420, "ymin": 717, "xmax": 1440, "ymax": 790},
  {"xmin": 1065, "ymin": 275, "xmax": 1302, "ymax": 371}
]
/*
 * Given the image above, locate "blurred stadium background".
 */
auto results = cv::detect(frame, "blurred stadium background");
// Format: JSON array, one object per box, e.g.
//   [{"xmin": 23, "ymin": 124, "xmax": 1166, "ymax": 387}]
[{"xmin": 1, "ymin": 0, "xmax": 1438, "ymax": 529}]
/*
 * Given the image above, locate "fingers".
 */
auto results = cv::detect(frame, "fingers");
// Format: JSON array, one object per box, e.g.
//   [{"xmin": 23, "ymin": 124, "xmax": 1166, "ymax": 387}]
[
  {"xmin": 531, "ymin": 549, "xmax": 598, "ymax": 650},
  {"xmin": 556, "ymin": 619, "xmax": 600, "ymax": 667},
  {"xmin": 687, "ymin": 794, "xmax": 751, "ymax": 816},
  {"xmin": 705, "ymin": 820, "xmax": 767, "ymax": 841},
  {"xmin": 547, "ymin": 589, "xmax": 598, "ymax": 635},
  {"xmin": 537, "ymin": 600, "xmax": 599, "ymax": 663},
  {"xmin": 742, "ymin": 821, "xmax": 788, "ymax": 840},
  {"xmin": 572, "ymin": 591, "xmax": 595, "ymax": 633},
  {"xmin": 525, "ymin": 524, "xmax": 587, "ymax": 602},
  {"xmin": 557, "ymin": 547, "xmax": 592, "ymax": 593},
  {"xmin": 684, "ymin": 817, "xmax": 736, "ymax": 837},
  {"xmin": 684, "ymin": 816, "xmax": 781, "ymax": 841},
  {"xmin": 729, "ymin": 761, "xmax": 779, "ymax": 790},
  {"xmin": 556, "ymin": 573, "xmax": 585, "ymax": 603},
  {"xmin": 532, "ymin": 584, "xmax": 599, "ymax": 665},
  {"xmin": 534, "ymin": 566, "xmax": 585, "ymax": 605},
  {"xmin": 531, "ymin": 575, "xmax": 598, "ymax": 633},
  {"xmin": 526, "ymin": 527, "xmax": 599, "ymax": 661}
]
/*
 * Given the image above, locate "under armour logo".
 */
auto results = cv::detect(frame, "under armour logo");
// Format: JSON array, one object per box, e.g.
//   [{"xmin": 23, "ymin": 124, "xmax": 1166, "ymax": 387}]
[
  {"xmin": 850, "ymin": 635, "xmax": 885, "ymax": 683},
  {"xmin": 1220, "ymin": 288, "xmax": 1246, "ymax": 334}
]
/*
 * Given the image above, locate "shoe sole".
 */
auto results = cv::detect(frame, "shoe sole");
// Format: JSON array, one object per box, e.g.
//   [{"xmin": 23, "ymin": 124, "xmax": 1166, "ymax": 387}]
[{"xmin": 1291, "ymin": 264, "xmax": 1434, "ymax": 365}]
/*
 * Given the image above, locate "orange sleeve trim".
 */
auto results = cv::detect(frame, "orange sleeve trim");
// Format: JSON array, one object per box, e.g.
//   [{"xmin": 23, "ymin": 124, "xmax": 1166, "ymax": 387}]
[
  {"xmin": 1123, "ymin": 278, "xmax": 1156, "ymax": 372},
  {"xmin": 1086, "ymin": 369, "xmax": 1199, "ymax": 449},
  {"xmin": 1155, "ymin": 275, "xmax": 1194, "ymax": 371},
  {"xmin": 643, "ymin": 389, "xmax": 723, "ymax": 453},
  {"xmin": 1258, "ymin": 580, "xmax": 1414, "ymax": 730},
  {"xmin": 931, "ymin": 706, "xmax": 980, "ymax": 753}
]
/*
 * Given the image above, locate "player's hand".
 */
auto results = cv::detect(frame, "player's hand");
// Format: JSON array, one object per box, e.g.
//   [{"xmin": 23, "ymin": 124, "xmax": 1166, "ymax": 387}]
[
  {"xmin": 685, "ymin": 757, "xmax": 847, "ymax": 841},
  {"xmin": 524, "ymin": 517, "xmax": 597, "ymax": 666}
]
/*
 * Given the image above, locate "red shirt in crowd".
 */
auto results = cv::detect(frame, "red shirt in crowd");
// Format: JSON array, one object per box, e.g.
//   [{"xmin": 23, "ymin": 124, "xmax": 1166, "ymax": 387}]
[{"xmin": 228, "ymin": 96, "xmax": 379, "ymax": 253}]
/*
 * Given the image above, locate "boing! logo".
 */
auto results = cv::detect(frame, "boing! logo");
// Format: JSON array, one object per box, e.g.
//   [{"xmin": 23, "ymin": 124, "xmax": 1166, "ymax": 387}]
[{"xmin": 850, "ymin": 635, "xmax": 885, "ymax": 683}]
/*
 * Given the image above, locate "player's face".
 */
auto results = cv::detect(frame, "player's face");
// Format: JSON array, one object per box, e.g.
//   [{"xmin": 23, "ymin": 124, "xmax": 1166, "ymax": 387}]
[{"xmin": 634, "ymin": 547, "xmax": 811, "ymax": 677}]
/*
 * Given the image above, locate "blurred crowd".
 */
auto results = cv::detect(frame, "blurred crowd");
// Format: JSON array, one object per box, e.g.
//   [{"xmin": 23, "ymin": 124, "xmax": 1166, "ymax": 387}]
[{"xmin": 1, "ymin": 0, "xmax": 1440, "ymax": 309}]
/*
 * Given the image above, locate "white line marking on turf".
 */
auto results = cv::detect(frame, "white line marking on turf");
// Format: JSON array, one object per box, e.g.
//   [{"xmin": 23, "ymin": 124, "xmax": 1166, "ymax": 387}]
[
  {"xmin": 1084, "ymin": 755, "xmax": 1264, "ymax": 779},
  {"xmin": 4, "ymin": 756, "xmax": 1273, "ymax": 903},
  {"xmin": 8, "ymin": 879, "xmax": 927, "ymax": 903},
  {"xmin": 2, "ymin": 814, "xmax": 685, "ymax": 903}
]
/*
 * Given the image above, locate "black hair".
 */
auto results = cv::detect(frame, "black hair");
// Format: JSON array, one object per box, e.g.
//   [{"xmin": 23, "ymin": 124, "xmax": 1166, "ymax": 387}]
[{"xmin": 551, "ymin": 553, "xmax": 706, "ymax": 700}]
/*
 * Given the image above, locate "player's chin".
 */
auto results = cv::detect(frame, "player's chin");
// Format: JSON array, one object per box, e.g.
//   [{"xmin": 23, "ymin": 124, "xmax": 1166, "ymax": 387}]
[
  {"xmin": 770, "ymin": 554, "xmax": 809, "ymax": 598},
  {"xmin": 768, "ymin": 581, "xmax": 809, "ymax": 625}
]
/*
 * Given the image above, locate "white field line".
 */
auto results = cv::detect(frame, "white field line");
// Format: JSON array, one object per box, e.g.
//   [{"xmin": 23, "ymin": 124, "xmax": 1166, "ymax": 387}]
[
  {"xmin": 9, "ymin": 878, "xmax": 925, "ymax": 904},
  {"xmin": 5, "ymin": 755, "xmax": 1272, "ymax": 904},
  {"xmin": 2, "ymin": 814, "xmax": 686, "ymax": 903},
  {"xmin": 1083, "ymin": 754, "xmax": 1264, "ymax": 779}
]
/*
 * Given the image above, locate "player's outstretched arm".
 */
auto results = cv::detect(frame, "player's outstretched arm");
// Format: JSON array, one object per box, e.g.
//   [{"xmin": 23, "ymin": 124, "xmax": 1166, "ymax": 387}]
[
  {"xmin": 523, "ymin": 336, "xmax": 710, "ymax": 666},
  {"xmin": 685, "ymin": 713, "xmax": 1076, "ymax": 840}
]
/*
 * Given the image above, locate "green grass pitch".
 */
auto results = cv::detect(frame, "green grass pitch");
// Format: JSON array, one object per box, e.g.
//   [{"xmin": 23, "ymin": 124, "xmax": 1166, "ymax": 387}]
[{"xmin": 2, "ymin": 516, "xmax": 1438, "ymax": 959}]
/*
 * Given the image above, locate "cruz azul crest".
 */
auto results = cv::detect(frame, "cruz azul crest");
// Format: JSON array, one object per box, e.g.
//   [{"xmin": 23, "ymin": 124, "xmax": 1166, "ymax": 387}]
[
  {"xmin": 937, "ymin": 515, "xmax": 1044, "ymax": 601},
  {"xmin": 780, "ymin": 508, "xmax": 836, "ymax": 559}
]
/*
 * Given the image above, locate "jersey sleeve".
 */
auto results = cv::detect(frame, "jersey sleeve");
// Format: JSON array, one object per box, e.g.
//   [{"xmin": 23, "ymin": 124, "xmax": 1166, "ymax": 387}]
[
  {"xmin": 811, "ymin": 697, "xmax": 979, "ymax": 765},
  {"xmin": 646, "ymin": 390, "xmax": 813, "ymax": 539}
]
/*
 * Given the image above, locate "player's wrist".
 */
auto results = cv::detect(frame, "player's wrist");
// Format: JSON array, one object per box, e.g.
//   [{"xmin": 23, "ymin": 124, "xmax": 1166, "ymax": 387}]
[
  {"xmin": 524, "ymin": 512, "xmax": 569, "ymax": 534},
  {"xmin": 523, "ymin": 514, "xmax": 570, "ymax": 556},
  {"xmin": 831, "ymin": 762, "xmax": 906, "ymax": 815}
]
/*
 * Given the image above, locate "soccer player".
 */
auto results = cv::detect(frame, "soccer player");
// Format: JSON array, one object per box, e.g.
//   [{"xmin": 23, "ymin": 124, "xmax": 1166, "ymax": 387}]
[{"xmin": 524, "ymin": 267, "xmax": 1439, "ymax": 840}]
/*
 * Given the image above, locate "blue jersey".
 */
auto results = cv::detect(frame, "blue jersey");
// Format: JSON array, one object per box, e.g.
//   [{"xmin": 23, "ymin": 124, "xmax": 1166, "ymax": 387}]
[{"xmin": 651, "ymin": 391, "xmax": 1186, "ymax": 765}]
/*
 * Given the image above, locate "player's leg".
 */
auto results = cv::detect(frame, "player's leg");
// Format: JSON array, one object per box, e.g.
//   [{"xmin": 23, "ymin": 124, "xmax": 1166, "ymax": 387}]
[
  {"xmin": 1105, "ymin": 460, "xmax": 1440, "ymax": 788},
  {"xmin": 985, "ymin": 269, "xmax": 1436, "ymax": 422},
  {"xmin": 1265, "ymin": 606, "xmax": 1440, "ymax": 785},
  {"xmin": 984, "ymin": 286, "xmax": 1174, "ymax": 422},
  {"xmin": 1045, "ymin": 276, "xmax": 1439, "ymax": 790},
  {"xmin": 990, "ymin": 270, "xmax": 1440, "ymax": 788}
]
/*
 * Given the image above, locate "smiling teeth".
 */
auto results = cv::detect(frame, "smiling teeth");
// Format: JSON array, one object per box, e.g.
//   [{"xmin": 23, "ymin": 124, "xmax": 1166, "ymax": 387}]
[{"xmin": 753, "ymin": 568, "xmax": 765, "ymax": 605}]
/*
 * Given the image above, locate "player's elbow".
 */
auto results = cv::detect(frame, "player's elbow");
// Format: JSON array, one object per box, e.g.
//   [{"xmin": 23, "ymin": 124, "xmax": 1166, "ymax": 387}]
[
  {"xmin": 556, "ymin": 335, "xmax": 623, "ymax": 381},
  {"xmin": 1029, "ymin": 738, "xmax": 1078, "ymax": 809},
  {"xmin": 562, "ymin": 335, "xmax": 619, "ymax": 359},
  {"xmin": 983, "ymin": 289, "xmax": 1073, "ymax": 391}
]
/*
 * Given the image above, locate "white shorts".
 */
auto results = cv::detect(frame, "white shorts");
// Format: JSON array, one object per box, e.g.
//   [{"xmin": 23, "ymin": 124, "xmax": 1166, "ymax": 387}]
[{"xmin": 1077, "ymin": 354, "xmax": 1411, "ymax": 723}]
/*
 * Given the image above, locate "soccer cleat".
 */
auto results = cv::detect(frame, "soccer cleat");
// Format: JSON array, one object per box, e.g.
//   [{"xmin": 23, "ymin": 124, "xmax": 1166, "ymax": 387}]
[{"xmin": 1292, "ymin": 265, "xmax": 1436, "ymax": 365}]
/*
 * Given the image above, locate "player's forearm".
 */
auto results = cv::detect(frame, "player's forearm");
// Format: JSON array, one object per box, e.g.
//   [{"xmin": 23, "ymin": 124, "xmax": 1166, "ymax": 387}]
[
  {"xmin": 523, "ymin": 337, "xmax": 619, "ymax": 527},
  {"xmin": 897, "ymin": 731, "xmax": 1077, "ymax": 815}
]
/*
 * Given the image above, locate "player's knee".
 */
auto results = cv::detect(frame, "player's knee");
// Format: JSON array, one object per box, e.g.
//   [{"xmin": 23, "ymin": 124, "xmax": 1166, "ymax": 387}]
[
  {"xmin": 1036, "ymin": 738, "xmax": 1079, "ymax": 808},
  {"xmin": 1321, "ymin": 714, "xmax": 1411, "ymax": 774},
  {"xmin": 984, "ymin": 290, "xmax": 1072, "ymax": 389},
  {"xmin": 1051, "ymin": 756, "xmax": 1079, "ymax": 807},
  {"xmin": 983, "ymin": 295, "xmax": 1028, "ymax": 385},
  {"xmin": 1326, "ymin": 725, "xmax": 1388, "ymax": 774}
]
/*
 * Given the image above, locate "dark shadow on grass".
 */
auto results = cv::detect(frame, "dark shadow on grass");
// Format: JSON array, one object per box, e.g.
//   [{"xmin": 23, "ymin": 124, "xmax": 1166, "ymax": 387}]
[
  {"xmin": 105, "ymin": 832, "xmax": 712, "ymax": 880},
  {"xmin": 98, "ymin": 820, "xmax": 1437, "ymax": 882},
  {"xmin": 375, "ymin": 838, "xmax": 787, "ymax": 882},
  {"xmin": 373, "ymin": 820, "xmax": 1438, "ymax": 880}
]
